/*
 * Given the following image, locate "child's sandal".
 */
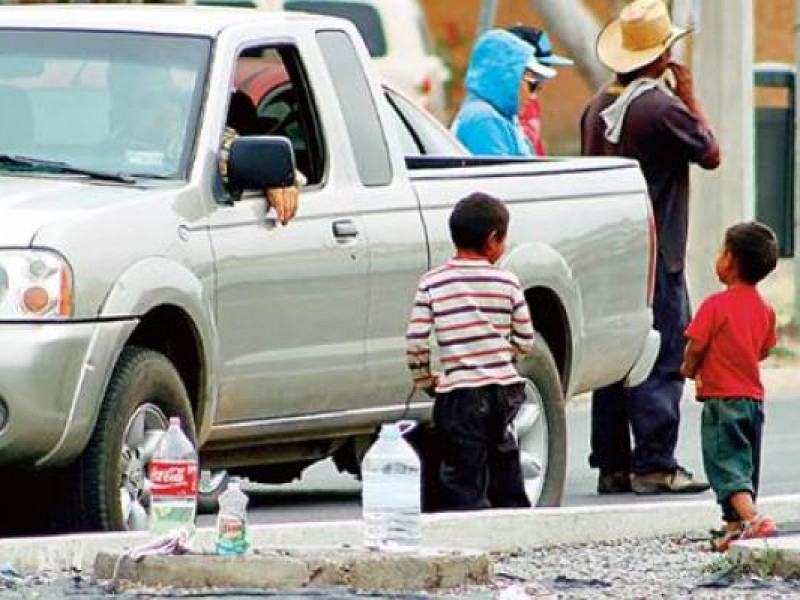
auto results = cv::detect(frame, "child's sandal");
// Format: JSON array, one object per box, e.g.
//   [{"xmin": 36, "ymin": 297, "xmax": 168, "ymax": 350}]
[
  {"xmin": 741, "ymin": 515, "xmax": 778, "ymax": 541},
  {"xmin": 708, "ymin": 526, "xmax": 743, "ymax": 553}
]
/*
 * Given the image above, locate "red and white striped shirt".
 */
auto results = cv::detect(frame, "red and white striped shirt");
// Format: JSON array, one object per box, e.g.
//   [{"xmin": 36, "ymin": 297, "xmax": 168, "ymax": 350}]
[{"xmin": 405, "ymin": 258, "xmax": 534, "ymax": 393}]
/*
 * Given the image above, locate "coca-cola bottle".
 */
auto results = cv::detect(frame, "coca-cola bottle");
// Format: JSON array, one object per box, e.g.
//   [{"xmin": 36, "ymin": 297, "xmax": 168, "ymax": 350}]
[{"xmin": 148, "ymin": 416, "xmax": 198, "ymax": 536}]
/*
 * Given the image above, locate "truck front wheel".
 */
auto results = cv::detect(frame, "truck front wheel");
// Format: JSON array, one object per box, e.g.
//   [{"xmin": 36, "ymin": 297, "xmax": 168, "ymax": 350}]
[{"xmin": 67, "ymin": 346, "xmax": 196, "ymax": 531}]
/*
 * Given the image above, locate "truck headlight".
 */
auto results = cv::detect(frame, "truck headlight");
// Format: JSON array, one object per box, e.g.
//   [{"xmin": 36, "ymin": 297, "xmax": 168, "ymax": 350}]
[{"xmin": 0, "ymin": 250, "xmax": 73, "ymax": 319}]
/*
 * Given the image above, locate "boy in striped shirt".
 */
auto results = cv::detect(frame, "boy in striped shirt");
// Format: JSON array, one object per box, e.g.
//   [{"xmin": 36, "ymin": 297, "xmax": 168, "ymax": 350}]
[{"xmin": 406, "ymin": 192, "xmax": 535, "ymax": 510}]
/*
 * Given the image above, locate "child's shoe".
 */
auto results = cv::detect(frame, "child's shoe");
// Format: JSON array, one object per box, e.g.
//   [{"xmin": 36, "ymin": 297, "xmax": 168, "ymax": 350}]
[
  {"xmin": 708, "ymin": 525, "xmax": 743, "ymax": 553},
  {"xmin": 741, "ymin": 515, "xmax": 778, "ymax": 541}
]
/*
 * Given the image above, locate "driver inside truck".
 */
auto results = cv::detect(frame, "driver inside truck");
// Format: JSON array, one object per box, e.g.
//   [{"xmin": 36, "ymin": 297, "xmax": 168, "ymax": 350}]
[
  {"xmin": 107, "ymin": 58, "xmax": 303, "ymax": 226},
  {"xmin": 218, "ymin": 88, "xmax": 305, "ymax": 226}
]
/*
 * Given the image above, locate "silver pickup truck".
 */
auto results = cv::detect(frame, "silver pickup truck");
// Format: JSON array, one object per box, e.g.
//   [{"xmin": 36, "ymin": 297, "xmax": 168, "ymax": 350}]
[{"xmin": 0, "ymin": 5, "xmax": 658, "ymax": 532}]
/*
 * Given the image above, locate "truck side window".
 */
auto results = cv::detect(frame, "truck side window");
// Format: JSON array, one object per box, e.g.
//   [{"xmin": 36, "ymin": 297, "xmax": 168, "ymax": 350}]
[
  {"xmin": 384, "ymin": 91, "xmax": 423, "ymax": 157},
  {"xmin": 226, "ymin": 45, "xmax": 325, "ymax": 186},
  {"xmin": 316, "ymin": 30, "xmax": 392, "ymax": 187}
]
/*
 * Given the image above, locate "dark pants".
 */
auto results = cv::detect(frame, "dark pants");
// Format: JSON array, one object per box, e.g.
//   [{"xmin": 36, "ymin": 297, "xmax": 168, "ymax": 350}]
[
  {"xmin": 434, "ymin": 383, "xmax": 531, "ymax": 510},
  {"xmin": 701, "ymin": 398, "xmax": 764, "ymax": 522},
  {"xmin": 589, "ymin": 260, "xmax": 691, "ymax": 475}
]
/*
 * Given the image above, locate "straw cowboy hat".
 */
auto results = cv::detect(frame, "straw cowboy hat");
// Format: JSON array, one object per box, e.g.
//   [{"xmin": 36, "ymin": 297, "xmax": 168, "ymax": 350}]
[{"xmin": 597, "ymin": 0, "xmax": 690, "ymax": 74}]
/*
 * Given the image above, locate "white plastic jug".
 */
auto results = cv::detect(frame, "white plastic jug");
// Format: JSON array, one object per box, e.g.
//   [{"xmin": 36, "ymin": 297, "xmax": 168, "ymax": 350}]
[{"xmin": 361, "ymin": 421, "xmax": 421, "ymax": 552}]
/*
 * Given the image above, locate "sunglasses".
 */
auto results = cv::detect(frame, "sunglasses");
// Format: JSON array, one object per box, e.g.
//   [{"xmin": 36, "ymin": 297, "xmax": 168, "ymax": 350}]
[{"xmin": 524, "ymin": 77, "xmax": 542, "ymax": 94}]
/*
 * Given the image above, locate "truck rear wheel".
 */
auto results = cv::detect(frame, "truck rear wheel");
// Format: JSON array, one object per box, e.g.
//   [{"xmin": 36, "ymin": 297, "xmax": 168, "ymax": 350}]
[
  {"xmin": 66, "ymin": 346, "xmax": 196, "ymax": 531},
  {"xmin": 515, "ymin": 333, "xmax": 567, "ymax": 506}
]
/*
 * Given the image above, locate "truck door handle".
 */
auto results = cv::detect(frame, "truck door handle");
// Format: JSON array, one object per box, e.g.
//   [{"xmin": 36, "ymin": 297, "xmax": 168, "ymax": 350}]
[{"xmin": 332, "ymin": 219, "xmax": 359, "ymax": 239}]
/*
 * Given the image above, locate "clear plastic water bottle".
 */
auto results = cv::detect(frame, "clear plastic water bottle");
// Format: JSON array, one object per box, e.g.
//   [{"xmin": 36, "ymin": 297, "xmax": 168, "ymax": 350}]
[
  {"xmin": 361, "ymin": 421, "xmax": 421, "ymax": 552},
  {"xmin": 148, "ymin": 416, "xmax": 198, "ymax": 536},
  {"xmin": 215, "ymin": 480, "xmax": 250, "ymax": 555}
]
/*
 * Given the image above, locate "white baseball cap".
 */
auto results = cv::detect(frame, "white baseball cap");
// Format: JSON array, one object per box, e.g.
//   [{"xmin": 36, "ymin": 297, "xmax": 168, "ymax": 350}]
[{"xmin": 525, "ymin": 55, "xmax": 557, "ymax": 80}]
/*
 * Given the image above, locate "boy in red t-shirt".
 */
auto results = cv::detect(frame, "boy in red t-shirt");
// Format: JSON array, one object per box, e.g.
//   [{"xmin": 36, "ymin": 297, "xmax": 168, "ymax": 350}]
[{"xmin": 681, "ymin": 222, "xmax": 779, "ymax": 552}]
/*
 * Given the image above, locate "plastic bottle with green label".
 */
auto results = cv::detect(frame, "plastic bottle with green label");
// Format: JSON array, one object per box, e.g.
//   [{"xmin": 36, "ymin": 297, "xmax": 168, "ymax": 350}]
[{"xmin": 214, "ymin": 480, "xmax": 249, "ymax": 555}]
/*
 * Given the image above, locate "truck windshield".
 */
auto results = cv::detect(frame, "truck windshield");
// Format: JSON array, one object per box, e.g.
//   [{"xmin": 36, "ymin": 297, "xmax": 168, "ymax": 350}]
[{"xmin": 0, "ymin": 30, "xmax": 211, "ymax": 180}]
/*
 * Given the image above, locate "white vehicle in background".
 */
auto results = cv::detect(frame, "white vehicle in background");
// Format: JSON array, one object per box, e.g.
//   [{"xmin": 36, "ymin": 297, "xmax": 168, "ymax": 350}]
[{"xmin": 193, "ymin": 0, "xmax": 451, "ymax": 121}]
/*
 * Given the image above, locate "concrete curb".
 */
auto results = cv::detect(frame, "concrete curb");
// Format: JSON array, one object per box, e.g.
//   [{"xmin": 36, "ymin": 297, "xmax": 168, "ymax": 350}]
[
  {"xmin": 730, "ymin": 535, "xmax": 800, "ymax": 578},
  {"xmin": 94, "ymin": 548, "xmax": 492, "ymax": 591},
  {"xmin": 4, "ymin": 494, "xmax": 799, "ymax": 575}
]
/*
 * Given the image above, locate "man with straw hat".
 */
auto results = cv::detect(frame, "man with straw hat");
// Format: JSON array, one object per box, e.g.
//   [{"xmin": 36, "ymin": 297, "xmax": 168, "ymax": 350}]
[{"xmin": 581, "ymin": 0, "xmax": 721, "ymax": 495}]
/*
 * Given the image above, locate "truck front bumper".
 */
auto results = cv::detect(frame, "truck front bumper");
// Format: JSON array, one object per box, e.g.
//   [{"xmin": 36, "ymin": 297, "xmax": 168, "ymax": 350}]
[
  {"xmin": 0, "ymin": 319, "xmax": 136, "ymax": 467},
  {"xmin": 624, "ymin": 329, "xmax": 661, "ymax": 388}
]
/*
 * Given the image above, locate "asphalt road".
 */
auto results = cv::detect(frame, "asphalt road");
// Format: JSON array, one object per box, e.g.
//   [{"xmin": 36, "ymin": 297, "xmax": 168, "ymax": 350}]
[{"xmin": 197, "ymin": 388, "xmax": 800, "ymax": 527}]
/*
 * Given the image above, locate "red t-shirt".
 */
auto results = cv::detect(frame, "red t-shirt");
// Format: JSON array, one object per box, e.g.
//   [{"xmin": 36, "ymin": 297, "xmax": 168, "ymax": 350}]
[{"xmin": 684, "ymin": 285, "xmax": 776, "ymax": 400}]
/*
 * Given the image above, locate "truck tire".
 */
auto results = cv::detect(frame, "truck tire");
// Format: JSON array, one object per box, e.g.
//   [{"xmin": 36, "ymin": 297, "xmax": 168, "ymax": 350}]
[
  {"xmin": 67, "ymin": 346, "xmax": 196, "ymax": 531},
  {"xmin": 515, "ymin": 333, "xmax": 567, "ymax": 507}
]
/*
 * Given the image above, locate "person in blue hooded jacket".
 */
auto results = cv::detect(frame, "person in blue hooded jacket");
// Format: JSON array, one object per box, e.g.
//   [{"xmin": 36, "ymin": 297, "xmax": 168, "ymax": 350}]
[{"xmin": 452, "ymin": 29, "xmax": 556, "ymax": 157}]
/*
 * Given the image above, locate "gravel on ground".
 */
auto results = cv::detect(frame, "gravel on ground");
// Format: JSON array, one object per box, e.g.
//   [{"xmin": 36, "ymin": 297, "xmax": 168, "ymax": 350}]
[{"xmin": 453, "ymin": 533, "xmax": 800, "ymax": 599}]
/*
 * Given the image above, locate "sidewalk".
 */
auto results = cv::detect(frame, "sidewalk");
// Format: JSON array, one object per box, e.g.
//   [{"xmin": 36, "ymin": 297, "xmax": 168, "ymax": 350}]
[
  {"xmin": 4, "ymin": 495, "xmax": 800, "ymax": 575},
  {"xmin": 762, "ymin": 257, "xmax": 795, "ymax": 328},
  {"xmin": 728, "ymin": 256, "xmax": 800, "ymax": 397},
  {"xmin": 759, "ymin": 257, "xmax": 800, "ymax": 366}
]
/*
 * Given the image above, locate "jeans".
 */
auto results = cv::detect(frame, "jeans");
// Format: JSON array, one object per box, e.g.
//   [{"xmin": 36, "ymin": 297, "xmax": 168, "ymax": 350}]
[
  {"xmin": 589, "ymin": 260, "xmax": 690, "ymax": 475},
  {"xmin": 434, "ymin": 383, "xmax": 531, "ymax": 510}
]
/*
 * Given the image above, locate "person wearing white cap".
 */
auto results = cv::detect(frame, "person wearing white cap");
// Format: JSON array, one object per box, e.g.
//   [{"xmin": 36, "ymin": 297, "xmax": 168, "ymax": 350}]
[
  {"xmin": 452, "ymin": 29, "xmax": 555, "ymax": 157},
  {"xmin": 508, "ymin": 25, "xmax": 573, "ymax": 155},
  {"xmin": 581, "ymin": 0, "xmax": 721, "ymax": 496}
]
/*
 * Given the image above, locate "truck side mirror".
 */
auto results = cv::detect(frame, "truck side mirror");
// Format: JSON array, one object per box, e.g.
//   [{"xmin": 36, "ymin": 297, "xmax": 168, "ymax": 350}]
[{"xmin": 227, "ymin": 136, "xmax": 296, "ymax": 191}]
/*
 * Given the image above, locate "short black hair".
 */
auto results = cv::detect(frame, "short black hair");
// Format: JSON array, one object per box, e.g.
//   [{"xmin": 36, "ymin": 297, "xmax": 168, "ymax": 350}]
[
  {"xmin": 449, "ymin": 192, "xmax": 510, "ymax": 252},
  {"xmin": 724, "ymin": 221, "xmax": 778, "ymax": 285}
]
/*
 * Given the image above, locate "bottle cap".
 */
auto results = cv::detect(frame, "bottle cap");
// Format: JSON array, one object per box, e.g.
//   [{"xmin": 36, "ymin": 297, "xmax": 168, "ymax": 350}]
[{"xmin": 169, "ymin": 416, "xmax": 181, "ymax": 427}]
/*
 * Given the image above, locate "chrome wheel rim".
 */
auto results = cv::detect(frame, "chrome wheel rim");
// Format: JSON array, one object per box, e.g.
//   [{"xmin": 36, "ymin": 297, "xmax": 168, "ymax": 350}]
[
  {"xmin": 514, "ymin": 379, "xmax": 549, "ymax": 505},
  {"xmin": 119, "ymin": 403, "xmax": 168, "ymax": 531}
]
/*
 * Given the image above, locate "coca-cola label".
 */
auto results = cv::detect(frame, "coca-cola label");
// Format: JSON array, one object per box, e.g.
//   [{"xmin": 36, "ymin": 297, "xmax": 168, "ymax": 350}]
[{"xmin": 149, "ymin": 459, "xmax": 198, "ymax": 498}]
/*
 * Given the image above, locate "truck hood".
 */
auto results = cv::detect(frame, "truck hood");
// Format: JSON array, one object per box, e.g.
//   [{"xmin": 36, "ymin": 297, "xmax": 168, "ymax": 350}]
[{"xmin": 0, "ymin": 176, "xmax": 153, "ymax": 246}]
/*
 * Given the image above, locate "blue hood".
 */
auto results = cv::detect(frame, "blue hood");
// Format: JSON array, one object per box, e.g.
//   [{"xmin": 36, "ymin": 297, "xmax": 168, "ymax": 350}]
[{"xmin": 465, "ymin": 30, "xmax": 536, "ymax": 119}]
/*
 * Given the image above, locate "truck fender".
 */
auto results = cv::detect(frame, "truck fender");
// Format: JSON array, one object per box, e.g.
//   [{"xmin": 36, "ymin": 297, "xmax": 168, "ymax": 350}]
[
  {"xmin": 99, "ymin": 257, "xmax": 220, "ymax": 442},
  {"xmin": 503, "ymin": 242, "xmax": 583, "ymax": 396},
  {"xmin": 38, "ymin": 259, "xmax": 220, "ymax": 467}
]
